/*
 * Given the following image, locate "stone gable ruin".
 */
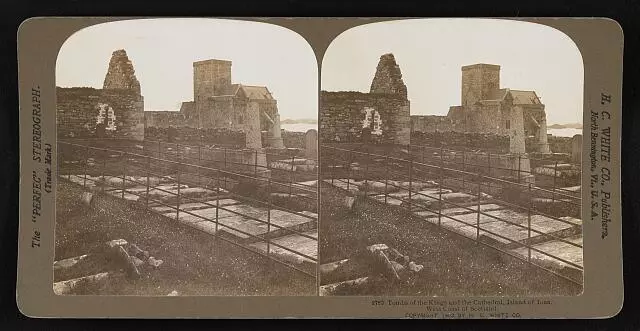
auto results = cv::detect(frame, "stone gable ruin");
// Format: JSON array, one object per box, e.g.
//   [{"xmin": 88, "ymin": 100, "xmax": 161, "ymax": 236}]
[
  {"xmin": 320, "ymin": 53, "xmax": 411, "ymax": 145},
  {"xmin": 57, "ymin": 49, "xmax": 288, "ymax": 150},
  {"xmin": 57, "ymin": 49, "xmax": 145, "ymax": 140}
]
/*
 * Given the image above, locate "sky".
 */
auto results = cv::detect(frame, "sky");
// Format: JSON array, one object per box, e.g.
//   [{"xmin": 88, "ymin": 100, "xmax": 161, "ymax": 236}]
[
  {"xmin": 321, "ymin": 19, "xmax": 584, "ymax": 125},
  {"xmin": 56, "ymin": 18, "xmax": 318, "ymax": 120}
]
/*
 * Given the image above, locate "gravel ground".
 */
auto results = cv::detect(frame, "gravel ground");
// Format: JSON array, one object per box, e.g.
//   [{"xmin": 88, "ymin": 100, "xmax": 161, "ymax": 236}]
[
  {"xmin": 318, "ymin": 182, "xmax": 582, "ymax": 296},
  {"xmin": 55, "ymin": 180, "xmax": 315, "ymax": 296}
]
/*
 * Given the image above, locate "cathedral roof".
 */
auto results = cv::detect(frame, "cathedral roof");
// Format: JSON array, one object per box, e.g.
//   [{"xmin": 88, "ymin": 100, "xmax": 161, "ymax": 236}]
[
  {"xmin": 479, "ymin": 88, "xmax": 542, "ymax": 105},
  {"xmin": 510, "ymin": 90, "xmax": 542, "ymax": 105},
  {"xmin": 229, "ymin": 84, "xmax": 275, "ymax": 100},
  {"xmin": 487, "ymin": 88, "xmax": 509, "ymax": 101}
]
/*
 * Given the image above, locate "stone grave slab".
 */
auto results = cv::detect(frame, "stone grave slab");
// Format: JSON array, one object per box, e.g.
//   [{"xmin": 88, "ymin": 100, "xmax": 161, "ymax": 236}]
[
  {"xmin": 511, "ymin": 236, "xmax": 583, "ymax": 268},
  {"xmin": 250, "ymin": 230, "xmax": 318, "ymax": 264}
]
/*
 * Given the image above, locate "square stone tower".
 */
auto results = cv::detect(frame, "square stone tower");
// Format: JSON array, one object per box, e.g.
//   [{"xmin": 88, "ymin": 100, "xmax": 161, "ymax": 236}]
[
  {"xmin": 193, "ymin": 59, "xmax": 232, "ymax": 102},
  {"xmin": 461, "ymin": 64, "xmax": 500, "ymax": 106}
]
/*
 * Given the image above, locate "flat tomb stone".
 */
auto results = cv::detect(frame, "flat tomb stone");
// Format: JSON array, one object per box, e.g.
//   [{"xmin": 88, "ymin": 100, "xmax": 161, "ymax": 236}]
[
  {"xmin": 249, "ymin": 230, "xmax": 318, "ymax": 263},
  {"xmin": 164, "ymin": 207, "xmax": 235, "ymax": 223},
  {"xmin": 511, "ymin": 236, "xmax": 583, "ymax": 268},
  {"xmin": 530, "ymin": 215, "xmax": 575, "ymax": 233},
  {"xmin": 416, "ymin": 204, "xmax": 504, "ymax": 219}
]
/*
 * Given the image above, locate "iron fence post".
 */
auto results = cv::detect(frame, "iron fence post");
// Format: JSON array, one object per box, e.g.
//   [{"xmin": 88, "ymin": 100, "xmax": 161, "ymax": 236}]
[
  {"xmin": 224, "ymin": 148, "xmax": 228, "ymax": 171},
  {"xmin": 101, "ymin": 150, "xmax": 107, "ymax": 193},
  {"xmin": 364, "ymin": 153, "xmax": 370, "ymax": 198},
  {"xmin": 197, "ymin": 144, "xmax": 202, "ymax": 186},
  {"xmin": 476, "ymin": 174, "xmax": 482, "ymax": 241},
  {"xmin": 438, "ymin": 146, "xmax": 444, "ymax": 226},
  {"xmin": 289, "ymin": 155, "xmax": 295, "ymax": 198},
  {"xmin": 462, "ymin": 150, "xmax": 466, "ymax": 191},
  {"xmin": 487, "ymin": 152, "xmax": 492, "ymax": 196},
  {"xmin": 384, "ymin": 155, "xmax": 389, "ymax": 204},
  {"xmin": 146, "ymin": 155, "xmax": 150, "ymax": 209},
  {"xmin": 528, "ymin": 183, "xmax": 532, "ymax": 262},
  {"xmin": 67, "ymin": 146, "xmax": 71, "ymax": 181},
  {"xmin": 254, "ymin": 149, "xmax": 258, "ymax": 178},
  {"xmin": 408, "ymin": 158, "xmax": 412, "ymax": 212},
  {"xmin": 552, "ymin": 161, "xmax": 558, "ymax": 203},
  {"xmin": 121, "ymin": 152, "xmax": 126, "ymax": 199},
  {"xmin": 267, "ymin": 176, "xmax": 272, "ymax": 258},
  {"xmin": 346, "ymin": 156, "xmax": 350, "ymax": 191},
  {"xmin": 216, "ymin": 169, "xmax": 220, "ymax": 233},
  {"xmin": 83, "ymin": 145, "xmax": 89, "ymax": 189},
  {"xmin": 518, "ymin": 155, "xmax": 522, "ymax": 183},
  {"xmin": 176, "ymin": 156, "xmax": 181, "ymax": 221}
]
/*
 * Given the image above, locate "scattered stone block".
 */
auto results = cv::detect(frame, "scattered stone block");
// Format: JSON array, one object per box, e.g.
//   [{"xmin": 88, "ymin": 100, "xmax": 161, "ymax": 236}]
[
  {"xmin": 116, "ymin": 246, "xmax": 140, "ymax": 280},
  {"xmin": 344, "ymin": 196, "xmax": 355, "ymax": 209},
  {"xmin": 53, "ymin": 272, "xmax": 113, "ymax": 295},
  {"xmin": 130, "ymin": 256, "xmax": 145, "ymax": 267},
  {"xmin": 409, "ymin": 261, "xmax": 424, "ymax": 272},
  {"xmin": 80, "ymin": 192, "xmax": 94, "ymax": 208},
  {"xmin": 148, "ymin": 257, "xmax": 163, "ymax": 269},
  {"xmin": 53, "ymin": 254, "xmax": 89, "ymax": 271},
  {"xmin": 106, "ymin": 239, "xmax": 128, "ymax": 249}
]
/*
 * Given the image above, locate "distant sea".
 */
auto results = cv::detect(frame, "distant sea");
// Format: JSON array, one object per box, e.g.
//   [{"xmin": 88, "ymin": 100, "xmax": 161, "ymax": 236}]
[
  {"xmin": 548, "ymin": 128, "xmax": 582, "ymax": 137},
  {"xmin": 282, "ymin": 123, "xmax": 582, "ymax": 137},
  {"xmin": 281, "ymin": 123, "xmax": 317, "ymax": 132}
]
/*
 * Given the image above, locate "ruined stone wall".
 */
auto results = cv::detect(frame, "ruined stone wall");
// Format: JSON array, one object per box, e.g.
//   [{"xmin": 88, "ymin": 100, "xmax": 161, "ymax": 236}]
[
  {"xmin": 411, "ymin": 115, "xmax": 454, "ymax": 133},
  {"xmin": 257, "ymin": 99, "xmax": 279, "ymax": 132},
  {"xmin": 103, "ymin": 50, "xmax": 141, "ymax": 95},
  {"xmin": 320, "ymin": 91, "xmax": 410, "ymax": 145},
  {"xmin": 244, "ymin": 101, "xmax": 262, "ymax": 149},
  {"xmin": 467, "ymin": 104, "xmax": 502, "ymax": 134},
  {"xmin": 525, "ymin": 135, "xmax": 574, "ymax": 154},
  {"xmin": 259, "ymin": 130, "xmax": 306, "ymax": 149},
  {"xmin": 283, "ymin": 131, "xmax": 305, "ymax": 149},
  {"xmin": 202, "ymin": 96, "xmax": 235, "ymax": 129},
  {"xmin": 144, "ymin": 126, "xmax": 246, "ymax": 147},
  {"xmin": 370, "ymin": 53, "xmax": 408, "ymax": 98},
  {"xmin": 509, "ymin": 105, "xmax": 526, "ymax": 154},
  {"xmin": 144, "ymin": 111, "xmax": 186, "ymax": 128},
  {"xmin": 411, "ymin": 131, "xmax": 510, "ymax": 153},
  {"xmin": 57, "ymin": 87, "xmax": 144, "ymax": 140}
]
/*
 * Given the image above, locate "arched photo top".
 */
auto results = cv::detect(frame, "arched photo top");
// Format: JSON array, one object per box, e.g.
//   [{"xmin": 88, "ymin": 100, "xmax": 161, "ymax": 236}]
[
  {"xmin": 322, "ymin": 18, "xmax": 584, "ymax": 127},
  {"xmin": 56, "ymin": 18, "xmax": 318, "ymax": 121}
]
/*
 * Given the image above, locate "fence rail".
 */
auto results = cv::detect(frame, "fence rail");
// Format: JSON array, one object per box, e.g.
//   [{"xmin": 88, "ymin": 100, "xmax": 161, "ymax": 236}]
[
  {"xmin": 321, "ymin": 144, "xmax": 583, "ymax": 285},
  {"xmin": 58, "ymin": 140, "xmax": 318, "ymax": 279},
  {"xmin": 406, "ymin": 144, "xmax": 581, "ymax": 197}
]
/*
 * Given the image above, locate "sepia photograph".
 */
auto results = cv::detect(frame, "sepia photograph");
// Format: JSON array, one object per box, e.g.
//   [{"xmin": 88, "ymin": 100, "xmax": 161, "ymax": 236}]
[
  {"xmin": 53, "ymin": 18, "xmax": 319, "ymax": 296},
  {"xmin": 16, "ymin": 16, "xmax": 624, "ymax": 318},
  {"xmin": 318, "ymin": 19, "xmax": 584, "ymax": 296}
]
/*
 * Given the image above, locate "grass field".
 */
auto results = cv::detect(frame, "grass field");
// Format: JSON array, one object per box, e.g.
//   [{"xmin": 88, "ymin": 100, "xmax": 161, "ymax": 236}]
[
  {"xmin": 55, "ymin": 180, "xmax": 315, "ymax": 296},
  {"xmin": 318, "ymin": 182, "xmax": 582, "ymax": 296}
]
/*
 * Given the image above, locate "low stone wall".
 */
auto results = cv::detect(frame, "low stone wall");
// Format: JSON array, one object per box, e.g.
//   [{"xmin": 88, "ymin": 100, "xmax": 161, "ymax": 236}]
[
  {"xmin": 144, "ymin": 111, "xmax": 185, "ymax": 128},
  {"xmin": 282, "ymin": 131, "xmax": 305, "ymax": 149},
  {"xmin": 144, "ymin": 126, "xmax": 246, "ymax": 147},
  {"xmin": 411, "ymin": 115, "xmax": 455, "ymax": 133},
  {"xmin": 411, "ymin": 131, "xmax": 510, "ymax": 154},
  {"xmin": 524, "ymin": 135, "xmax": 574, "ymax": 155}
]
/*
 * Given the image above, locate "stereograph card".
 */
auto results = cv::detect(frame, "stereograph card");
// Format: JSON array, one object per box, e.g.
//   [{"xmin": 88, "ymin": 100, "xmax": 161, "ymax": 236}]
[{"xmin": 16, "ymin": 17, "xmax": 623, "ymax": 318}]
